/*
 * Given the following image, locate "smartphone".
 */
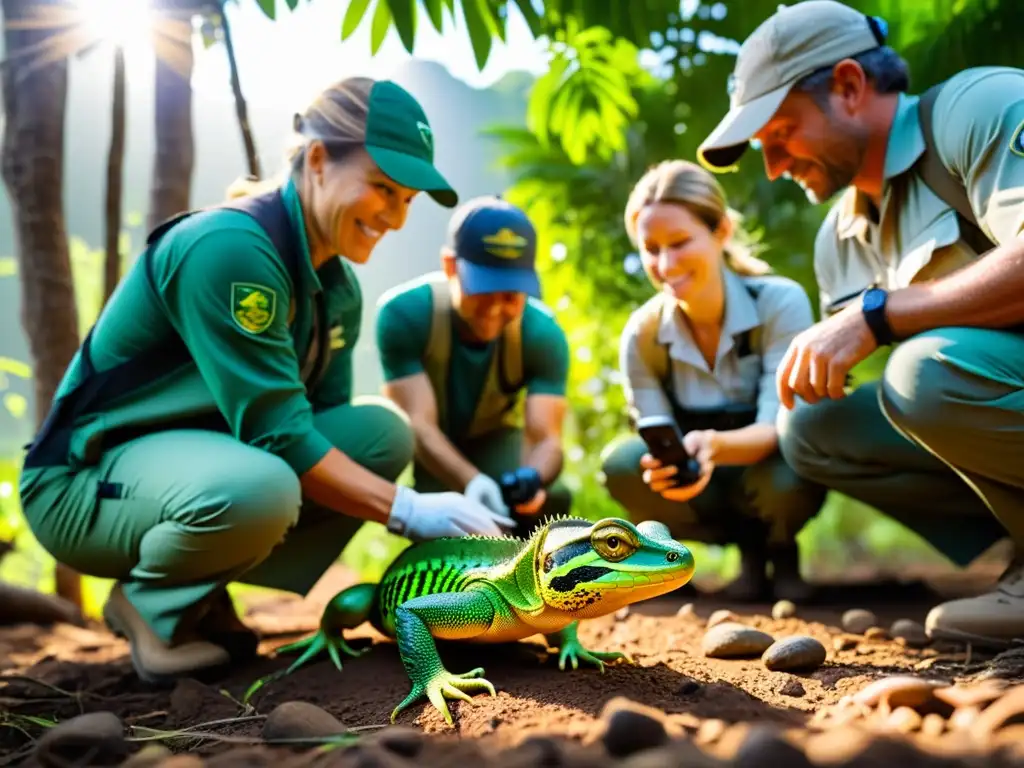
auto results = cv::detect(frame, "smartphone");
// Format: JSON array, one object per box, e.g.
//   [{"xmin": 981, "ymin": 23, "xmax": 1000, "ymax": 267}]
[{"xmin": 636, "ymin": 415, "xmax": 703, "ymax": 487}]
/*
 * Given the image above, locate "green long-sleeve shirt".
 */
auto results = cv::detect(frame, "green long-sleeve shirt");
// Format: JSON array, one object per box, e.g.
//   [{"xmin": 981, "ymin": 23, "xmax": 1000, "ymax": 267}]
[{"xmin": 38, "ymin": 178, "xmax": 361, "ymax": 475}]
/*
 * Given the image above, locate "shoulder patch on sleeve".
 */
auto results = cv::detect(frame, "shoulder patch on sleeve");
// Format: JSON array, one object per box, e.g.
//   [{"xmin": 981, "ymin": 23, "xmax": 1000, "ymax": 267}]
[
  {"xmin": 1011, "ymin": 119, "xmax": 1024, "ymax": 158},
  {"xmin": 232, "ymin": 282, "xmax": 277, "ymax": 334}
]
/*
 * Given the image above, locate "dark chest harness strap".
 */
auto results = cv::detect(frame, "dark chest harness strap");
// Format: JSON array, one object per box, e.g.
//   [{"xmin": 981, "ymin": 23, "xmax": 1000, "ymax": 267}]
[{"xmin": 22, "ymin": 189, "xmax": 329, "ymax": 469}]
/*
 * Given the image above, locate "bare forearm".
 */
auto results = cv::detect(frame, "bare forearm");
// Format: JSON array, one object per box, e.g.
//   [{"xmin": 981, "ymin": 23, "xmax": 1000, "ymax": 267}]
[
  {"xmin": 300, "ymin": 448, "xmax": 396, "ymax": 523},
  {"xmin": 887, "ymin": 235, "xmax": 1024, "ymax": 338},
  {"xmin": 711, "ymin": 423, "xmax": 778, "ymax": 466},
  {"xmin": 523, "ymin": 436, "xmax": 563, "ymax": 484},
  {"xmin": 411, "ymin": 419, "xmax": 479, "ymax": 491}
]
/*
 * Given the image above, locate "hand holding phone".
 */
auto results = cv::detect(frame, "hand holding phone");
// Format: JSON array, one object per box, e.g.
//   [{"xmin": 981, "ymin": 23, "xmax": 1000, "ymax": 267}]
[{"xmin": 636, "ymin": 415, "xmax": 704, "ymax": 487}]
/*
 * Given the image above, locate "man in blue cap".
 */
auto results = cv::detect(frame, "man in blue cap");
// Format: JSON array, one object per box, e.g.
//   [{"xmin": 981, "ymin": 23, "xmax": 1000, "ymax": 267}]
[{"xmin": 376, "ymin": 196, "xmax": 572, "ymax": 531}]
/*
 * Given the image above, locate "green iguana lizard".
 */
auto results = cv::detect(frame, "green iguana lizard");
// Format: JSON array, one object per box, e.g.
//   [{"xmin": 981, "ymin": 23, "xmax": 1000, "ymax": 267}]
[{"xmin": 272, "ymin": 516, "xmax": 695, "ymax": 725}]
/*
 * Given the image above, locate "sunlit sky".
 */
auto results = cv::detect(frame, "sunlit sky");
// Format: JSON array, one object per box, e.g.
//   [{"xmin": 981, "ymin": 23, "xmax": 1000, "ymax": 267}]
[
  {"xmin": 97, "ymin": 0, "xmax": 713, "ymax": 111},
  {"xmin": 101, "ymin": 0, "xmax": 552, "ymax": 111}
]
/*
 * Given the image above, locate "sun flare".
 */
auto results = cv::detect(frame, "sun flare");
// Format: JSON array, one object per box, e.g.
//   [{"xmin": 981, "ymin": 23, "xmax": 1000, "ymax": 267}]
[{"xmin": 76, "ymin": 0, "xmax": 155, "ymax": 53}]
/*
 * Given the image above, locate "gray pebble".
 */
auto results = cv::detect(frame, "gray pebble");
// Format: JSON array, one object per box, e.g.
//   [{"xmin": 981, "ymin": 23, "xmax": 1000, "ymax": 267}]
[
  {"xmin": 702, "ymin": 622, "xmax": 775, "ymax": 659},
  {"xmin": 707, "ymin": 609, "xmax": 736, "ymax": 628},
  {"xmin": 262, "ymin": 701, "xmax": 346, "ymax": 744},
  {"xmin": 34, "ymin": 711, "xmax": 128, "ymax": 768},
  {"xmin": 841, "ymin": 608, "xmax": 877, "ymax": 634},
  {"xmin": 762, "ymin": 636, "xmax": 827, "ymax": 672},
  {"xmin": 891, "ymin": 618, "xmax": 929, "ymax": 648}
]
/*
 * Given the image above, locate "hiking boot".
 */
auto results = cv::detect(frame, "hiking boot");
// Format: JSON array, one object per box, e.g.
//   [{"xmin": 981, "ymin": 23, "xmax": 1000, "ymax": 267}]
[
  {"xmin": 925, "ymin": 552, "xmax": 1024, "ymax": 649},
  {"xmin": 769, "ymin": 543, "xmax": 815, "ymax": 603},
  {"xmin": 196, "ymin": 590, "xmax": 260, "ymax": 662},
  {"xmin": 718, "ymin": 543, "xmax": 771, "ymax": 602},
  {"xmin": 103, "ymin": 583, "xmax": 232, "ymax": 685}
]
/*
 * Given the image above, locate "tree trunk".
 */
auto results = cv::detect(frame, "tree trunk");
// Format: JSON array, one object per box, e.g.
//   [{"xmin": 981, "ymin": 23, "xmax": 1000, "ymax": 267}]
[
  {"xmin": 147, "ymin": 12, "xmax": 195, "ymax": 230},
  {"xmin": 1, "ymin": 0, "xmax": 83, "ymax": 608},
  {"xmin": 104, "ymin": 47, "xmax": 126, "ymax": 304},
  {"xmin": 219, "ymin": 1, "xmax": 261, "ymax": 178}
]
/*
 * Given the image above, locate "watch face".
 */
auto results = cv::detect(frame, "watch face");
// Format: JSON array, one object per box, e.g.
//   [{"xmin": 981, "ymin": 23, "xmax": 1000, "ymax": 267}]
[{"xmin": 863, "ymin": 289, "xmax": 884, "ymax": 312}]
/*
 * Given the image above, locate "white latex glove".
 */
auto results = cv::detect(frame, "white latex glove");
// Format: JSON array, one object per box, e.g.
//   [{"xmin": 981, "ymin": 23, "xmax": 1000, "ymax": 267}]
[
  {"xmin": 386, "ymin": 486, "xmax": 517, "ymax": 542},
  {"xmin": 464, "ymin": 473, "xmax": 510, "ymax": 517}
]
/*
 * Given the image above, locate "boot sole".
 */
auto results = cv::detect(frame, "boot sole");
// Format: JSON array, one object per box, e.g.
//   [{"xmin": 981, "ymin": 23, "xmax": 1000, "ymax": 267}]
[{"xmin": 927, "ymin": 626, "xmax": 1023, "ymax": 651}]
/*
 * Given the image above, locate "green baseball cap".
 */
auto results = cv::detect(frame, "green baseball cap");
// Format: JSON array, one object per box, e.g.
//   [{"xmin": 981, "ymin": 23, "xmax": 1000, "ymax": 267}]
[
  {"xmin": 697, "ymin": 0, "xmax": 886, "ymax": 173},
  {"xmin": 364, "ymin": 80, "xmax": 458, "ymax": 208}
]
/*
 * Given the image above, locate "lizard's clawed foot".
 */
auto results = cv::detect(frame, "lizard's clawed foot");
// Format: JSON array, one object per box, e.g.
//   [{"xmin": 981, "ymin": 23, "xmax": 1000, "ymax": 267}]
[
  {"xmin": 557, "ymin": 639, "xmax": 634, "ymax": 673},
  {"xmin": 390, "ymin": 667, "xmax": 496, "ymax": 726},
  {"xmin": 275, "ymin": 628, "xmax": 369, "ymax": 675}
]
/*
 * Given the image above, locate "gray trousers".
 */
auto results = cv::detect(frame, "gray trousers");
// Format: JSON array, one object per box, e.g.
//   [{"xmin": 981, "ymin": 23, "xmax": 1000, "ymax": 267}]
[{"xmin": 778, "ymin": 327, "xmax": 1021, "ymax": 567}]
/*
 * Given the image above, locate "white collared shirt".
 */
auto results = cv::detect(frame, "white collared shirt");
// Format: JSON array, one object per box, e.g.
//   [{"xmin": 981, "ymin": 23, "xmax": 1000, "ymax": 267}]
[{"xmin": 619, "ymin": 268, "xmax": 815, "ymax": 430}]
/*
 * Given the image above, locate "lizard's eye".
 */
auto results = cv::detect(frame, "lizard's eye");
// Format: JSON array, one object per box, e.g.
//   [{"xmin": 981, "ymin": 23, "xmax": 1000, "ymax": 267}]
[{"xmin": 592, "ymin": 525, "xmax": 637, "ymax": 562}]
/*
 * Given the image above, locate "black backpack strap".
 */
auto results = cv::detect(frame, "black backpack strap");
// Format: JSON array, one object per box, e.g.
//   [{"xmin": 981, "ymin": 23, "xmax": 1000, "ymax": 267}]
[
  {"xmin": 735, "ymin": 281, "xmax": 763, "ymax": 358},
  {"xmin": 917, "ymin": 84, "xmax": 997, "ymax": 255}
]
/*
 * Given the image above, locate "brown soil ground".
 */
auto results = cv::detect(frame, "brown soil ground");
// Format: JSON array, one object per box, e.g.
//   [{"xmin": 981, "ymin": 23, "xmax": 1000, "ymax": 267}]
[{"xmin": 3, "ymin": 563, "xmax": 1024, "ymax": 767}]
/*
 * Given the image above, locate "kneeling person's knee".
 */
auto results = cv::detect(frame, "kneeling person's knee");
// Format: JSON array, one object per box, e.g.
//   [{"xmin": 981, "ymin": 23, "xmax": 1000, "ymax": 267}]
[
  {"xmin": 881, "ymin": 330, "xmax": 980, "ymax": 444},
  {"xmin": 216, "ymin": 452, "xmax": 302, "ymax": 541}
]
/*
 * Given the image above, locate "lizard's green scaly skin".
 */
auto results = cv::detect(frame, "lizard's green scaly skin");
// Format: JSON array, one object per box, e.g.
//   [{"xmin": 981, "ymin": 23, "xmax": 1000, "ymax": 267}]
[{"xmin": 274, "ymin": 516, "xmax": 694, "ymax": 725}]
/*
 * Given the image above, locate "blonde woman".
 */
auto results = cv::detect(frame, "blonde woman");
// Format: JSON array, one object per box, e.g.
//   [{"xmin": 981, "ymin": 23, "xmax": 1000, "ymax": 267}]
[
  {"xmin": 18, "ymin": 77, "xmax": 514, "ymax": 686},
  {"xmin": 601, "ymin": 160, "xmax": 826, "ymax": 602}
]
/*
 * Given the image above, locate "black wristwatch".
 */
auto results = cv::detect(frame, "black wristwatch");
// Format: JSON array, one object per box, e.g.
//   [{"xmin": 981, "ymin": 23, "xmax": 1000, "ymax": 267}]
[{"xmin": 861, "ymin": 287, "xmax": 895, "ymax": 346}]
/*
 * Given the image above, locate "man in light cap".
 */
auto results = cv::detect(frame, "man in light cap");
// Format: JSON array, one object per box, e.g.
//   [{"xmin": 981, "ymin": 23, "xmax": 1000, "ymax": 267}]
[
  {"xmin": 375, "ymin": 196, "xmax": 572, "ymax": 534},
  {"xmin": 699, "ymin": 0, "xmax": 1024, "ymax": 648}
]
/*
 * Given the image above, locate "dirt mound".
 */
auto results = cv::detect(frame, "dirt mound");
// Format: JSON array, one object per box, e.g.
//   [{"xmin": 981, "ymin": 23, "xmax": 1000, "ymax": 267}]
[{"xmin": 2, "ymin": 567, "xmax": 1023, "ymax": 767}]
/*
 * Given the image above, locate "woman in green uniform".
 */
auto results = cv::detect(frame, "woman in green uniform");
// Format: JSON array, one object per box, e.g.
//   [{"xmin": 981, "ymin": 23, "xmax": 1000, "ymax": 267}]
[
  {"xmin": 601, "ymin": 160, "xmax": 827, "ymax": 602},
  {"xmin": 16, "ymin": 76, "xmax": 514, "ymax": 684}
]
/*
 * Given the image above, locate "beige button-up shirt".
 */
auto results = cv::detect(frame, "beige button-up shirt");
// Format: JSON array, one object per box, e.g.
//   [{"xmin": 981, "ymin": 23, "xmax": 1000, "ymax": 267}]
[
  {"xmin": 815, "ymin": 66, "xmax": 1024, "ymax": 317},
  {"xmin": 620, "ymin": 268, "xmax": 815, "ymax": 429}
]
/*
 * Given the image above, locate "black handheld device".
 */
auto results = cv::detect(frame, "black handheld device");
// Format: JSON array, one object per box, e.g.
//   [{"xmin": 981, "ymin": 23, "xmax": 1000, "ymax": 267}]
[
  {"xmin": 636, "ymin": 415, "xmax": 703, "ymax": 487},
  {"xmin": 499, "ymin": 467, "xmax": 543, "ymax": 507}
]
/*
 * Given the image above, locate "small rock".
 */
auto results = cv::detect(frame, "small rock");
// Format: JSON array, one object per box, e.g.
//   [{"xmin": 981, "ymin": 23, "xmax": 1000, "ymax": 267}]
[
  {"xmin": 372, "ymin": 726, "xmax": 424, "ymax": 758},
  {"xmin": 864, "ymin": 626, "xmax": 889, "ymax": 641},
  {"xmin": 762, "ymin": 636, "xmax": 827, "ymax": 672},
  {"xmin": 614, "ymin": 606, "xmax": 630, "ymax": 621},
  {"xmin": 920, "ymin": 712, "xmax": 946, "ymax": 737},
  {"xmin": 696, "ymin": 718, "xmax": 728, "ymax": 745},
  {"xmin": 832, "ymin": 635, "xmax": 857, "ymax": 652},
  {"xmin": 841, "ymin": 608, "xmax": 877, "ymax": 634},
  {"xmin": 122, "ymin": 745, "xmax": 173, "ymax": 768},
  {"xmin": 702, "ymin": 622, "xmax": 775, "ymax": 659},
  {"xmin": 34, "ymin": 711, "xmax": 129, "ymax": 768},
  {"xmin": 262, "ymin": 701, "xmax": 346, "ymax": 744},
  {"xmin": 707, "ymin": 609, "xmax": 736, "ymax": 628},
  {"xmin": 780, "ymin": 679, "xmax": 806, "ymax": 698},
  {"xmin": 948, "ymin": 705, "xmax": 981, "ymax": 732},
  {"xmin": 597, "ymin": 698, "xmax": 670, "ymax": 757},
  {"xmin": 771, "ymin": 600, "xmax": 797, "ymax": 619},
  {"xmin": 886, "ymin": 706, "xmax": 922, "ymax": 733},
  {"xmin": 734, "ymin": 725, "xmax": 812, "ymax": 767},
  {"xmin": 507, "ymin": 735, "xmax": 564, "ymax": 767},
  {"xmin": 676, "ymin": 602, "xmax": 696, "ymax": 619},
  {"xmin": 890, "ymin": 619, "xmax": 929, "ymax": 648},
  {"xmin": 851, "ymin": 676, "xmax": 946, "ymax": 709},
  {"xmin": 676, "ymin": 679, "xmax": 702, "ymax": 696}
]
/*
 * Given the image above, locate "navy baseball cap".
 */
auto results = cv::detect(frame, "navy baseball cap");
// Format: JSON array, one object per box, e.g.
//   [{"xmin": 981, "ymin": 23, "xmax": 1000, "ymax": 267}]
[{"xmin": 446, "ymin": 196, "xmax": 540, "ymax": 298}]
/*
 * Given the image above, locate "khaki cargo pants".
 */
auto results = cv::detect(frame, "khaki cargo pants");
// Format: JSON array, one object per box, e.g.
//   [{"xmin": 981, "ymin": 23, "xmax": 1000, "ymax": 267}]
[{"xmin": 778, "ymin": 327, "xmax": 1021, "ymax": 567}]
